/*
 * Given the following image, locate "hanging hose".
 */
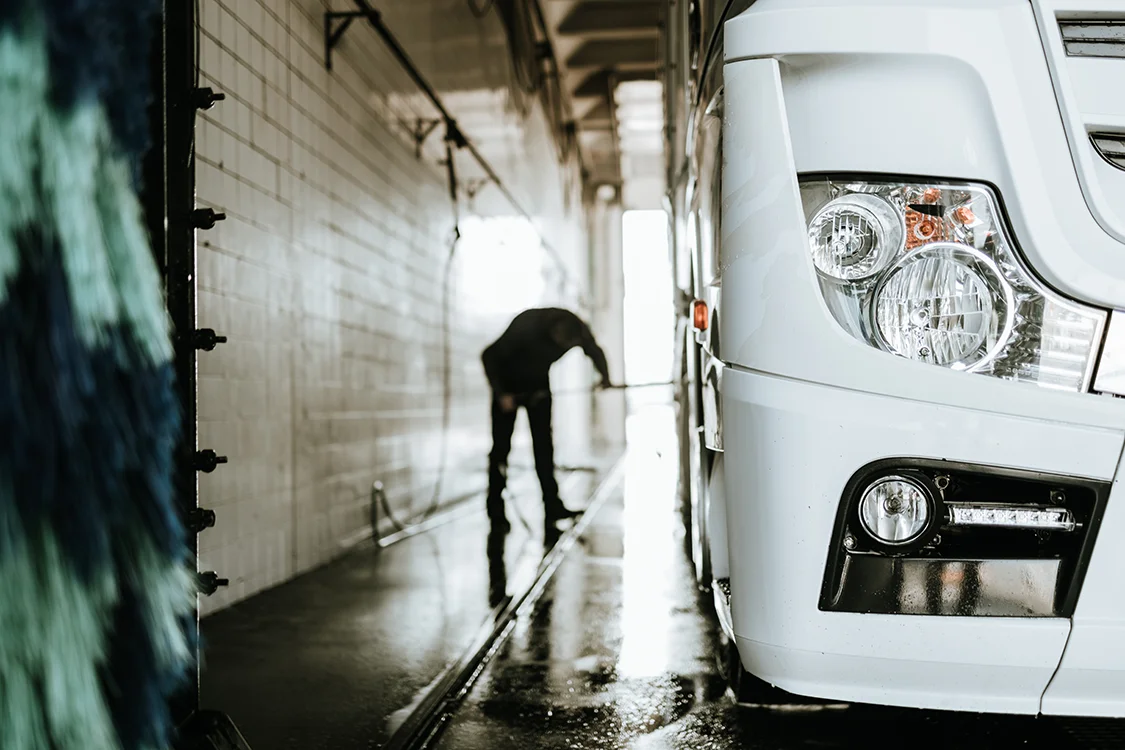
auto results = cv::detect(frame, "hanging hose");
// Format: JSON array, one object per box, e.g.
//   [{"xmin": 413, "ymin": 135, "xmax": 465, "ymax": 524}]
[
  {"xmin": 372, "ymin": 131, "xmax": 461, "ymax": 537},
  {"xmin": 418, "ymin": 132, "xmax": 465, "ymax": 523},
  {"xmin": 421, "ymin": 222, "xmax": 459, "ymax": 522},
  {"xmin": 341, "ymin": 3, "xmax": 587, "ymax": 306}
]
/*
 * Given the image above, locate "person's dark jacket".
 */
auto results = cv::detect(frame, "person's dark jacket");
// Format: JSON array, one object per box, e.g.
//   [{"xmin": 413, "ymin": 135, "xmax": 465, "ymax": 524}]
[{"xmin": 481, "ymin": 308, "xmax": 610, "ymax": 395}]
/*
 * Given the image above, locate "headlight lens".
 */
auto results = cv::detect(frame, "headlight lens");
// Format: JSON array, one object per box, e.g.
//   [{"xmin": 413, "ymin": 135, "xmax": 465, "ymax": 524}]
[
  {"xmin": 873, "ymin": 243, "xmax": 1014, "ymax": 370},
  {"xmin": 808, "ymin": 193, "xmax": 902, "ymax": 280},
  {"xmin": 800, "ymin": 179, "xmax": 1106, "ymax": 391}
]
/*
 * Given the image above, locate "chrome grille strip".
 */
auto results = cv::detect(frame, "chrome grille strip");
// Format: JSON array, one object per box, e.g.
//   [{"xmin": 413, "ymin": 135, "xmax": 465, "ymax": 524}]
[
  {"xmin": 1091, "ymin": 133, "xmax": 1125, "ymax": 170},
  {"xmin": 1060, "ymin": 20, "xmax": 1125, "ymax": 58}
]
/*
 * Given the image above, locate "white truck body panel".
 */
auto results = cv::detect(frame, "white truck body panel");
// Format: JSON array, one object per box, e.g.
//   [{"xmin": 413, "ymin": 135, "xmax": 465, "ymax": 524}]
[{"xmin": 712, "ymin": 1, "xmax": 1125, "ymax": 715}]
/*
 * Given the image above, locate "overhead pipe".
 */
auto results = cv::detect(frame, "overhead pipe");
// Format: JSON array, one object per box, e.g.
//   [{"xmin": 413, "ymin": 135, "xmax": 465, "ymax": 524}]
[{"xmin": 327, "ymin": 1, "xmax": 589, "ymax": 307}]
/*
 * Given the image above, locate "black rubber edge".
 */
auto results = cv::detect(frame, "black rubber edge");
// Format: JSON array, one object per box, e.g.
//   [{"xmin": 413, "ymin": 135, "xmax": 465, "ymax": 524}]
[{"xmin": 381, "ymin": 456, "xmax": 627, "ymax": 750}]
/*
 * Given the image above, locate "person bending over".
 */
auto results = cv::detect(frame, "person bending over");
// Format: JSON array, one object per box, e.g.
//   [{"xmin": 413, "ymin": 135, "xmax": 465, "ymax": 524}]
[{"xmin": 481, "ymin": 307, "xmax": 611, "ymax": 532}]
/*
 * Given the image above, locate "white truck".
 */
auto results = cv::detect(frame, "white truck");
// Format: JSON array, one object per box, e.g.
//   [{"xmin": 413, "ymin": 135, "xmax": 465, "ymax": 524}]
[{"xmin": 668, "ymin": 0, "xmax": 1125, "ymax": 716}]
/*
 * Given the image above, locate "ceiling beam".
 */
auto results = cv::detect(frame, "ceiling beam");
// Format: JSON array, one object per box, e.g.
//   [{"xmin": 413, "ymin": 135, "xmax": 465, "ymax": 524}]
[
  {"xmin": 571, "ymin": 68, "xmax": 656, "ymax": 98},
  {"xmin": 565, "ymin": 37, "xmax": 658, "ymax": 68},
  {"xmin": 557, "ymin": 1, "xmax": 662, "ymax": 35}
]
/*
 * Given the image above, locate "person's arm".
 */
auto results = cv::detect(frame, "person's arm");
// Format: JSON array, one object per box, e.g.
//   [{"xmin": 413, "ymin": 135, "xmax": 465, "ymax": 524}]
[{"xmin": 576, "ymin": 319, "xmax": 611, "ymax": 387}]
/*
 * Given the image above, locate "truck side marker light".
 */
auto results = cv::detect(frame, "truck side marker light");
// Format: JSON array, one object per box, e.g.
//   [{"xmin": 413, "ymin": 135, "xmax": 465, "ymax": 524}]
[{"xmin": 693, "ymin": 299, "xmax": 709, "ymax": 331}]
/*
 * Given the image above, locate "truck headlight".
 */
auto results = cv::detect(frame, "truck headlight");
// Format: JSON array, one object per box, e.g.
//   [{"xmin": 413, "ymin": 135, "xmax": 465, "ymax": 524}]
[
  {"xmin": 808, "ymin": 193, "xmax": 902, "ymax": 280},
  {"xmin": 800, "ymin": 179, "xmax": 1106, "ymax": 391}
]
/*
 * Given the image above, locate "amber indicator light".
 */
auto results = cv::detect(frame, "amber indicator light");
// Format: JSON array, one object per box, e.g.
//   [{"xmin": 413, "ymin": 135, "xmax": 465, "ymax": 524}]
[{"xmin": 693, "ymin": 299, "xmax": 709, "ymax": 331}]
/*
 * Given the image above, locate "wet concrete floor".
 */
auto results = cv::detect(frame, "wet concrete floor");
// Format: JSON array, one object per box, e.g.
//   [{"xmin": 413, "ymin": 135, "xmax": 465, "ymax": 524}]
[
  {"xmin": 199, "ymin": 455, "xmax": 615, "ymax": 750},
  {"xmin": 434, "ymin": 405, "xmax": 1125, "ymax": 750}
]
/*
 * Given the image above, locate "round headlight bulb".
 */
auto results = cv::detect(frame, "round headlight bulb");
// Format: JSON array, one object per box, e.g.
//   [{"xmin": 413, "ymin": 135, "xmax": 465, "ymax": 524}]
[
  {"xmin": 808, "ymin": 193, "xmax": 904, "ymax": 281},
  {"xmin": 858, "ymin": 475, "xmax": 932, "ymax": 546},
  {"xmin": 871, "ymin": 243, "xmax": 1014, "ymax": 370}
]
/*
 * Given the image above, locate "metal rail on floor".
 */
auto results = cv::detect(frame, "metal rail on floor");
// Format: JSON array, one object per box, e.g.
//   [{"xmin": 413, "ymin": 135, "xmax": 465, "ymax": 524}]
[{"xmin": 381, "ymin": 455, "xmax": 627, "ymax": 750}]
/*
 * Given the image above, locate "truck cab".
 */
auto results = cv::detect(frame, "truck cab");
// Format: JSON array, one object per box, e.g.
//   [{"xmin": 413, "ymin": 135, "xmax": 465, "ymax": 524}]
[{"xmin": 668, "ymin": 0, "xmax": 1125, "ymax": 716}]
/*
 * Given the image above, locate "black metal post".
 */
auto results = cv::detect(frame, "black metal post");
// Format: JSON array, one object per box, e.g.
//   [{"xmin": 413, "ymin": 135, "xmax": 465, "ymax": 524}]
[
  {"xmin": 145, "ymin": 3, "xmax": 247, "ymax": 748},
  {"xmin": 142, "ymin": 0, "xmax": 193, "ymax": 721},
  {"xmin": 151, "ymin": 0, "xmax": 202, "ymax": 727}
]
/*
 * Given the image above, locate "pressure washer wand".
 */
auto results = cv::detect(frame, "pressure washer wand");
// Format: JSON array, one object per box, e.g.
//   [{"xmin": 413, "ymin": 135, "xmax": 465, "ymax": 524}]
[
  {"xmin": 548, "ymin": 380, "xmax": 675, "ymax": 396},
  {"xmin": 601, "ymin": 380, "xmax": 674, "ymax": 390}
]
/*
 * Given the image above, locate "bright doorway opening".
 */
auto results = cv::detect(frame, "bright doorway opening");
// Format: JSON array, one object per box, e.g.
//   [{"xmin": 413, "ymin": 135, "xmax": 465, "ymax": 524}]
[{"xmin": 622, "ymin": 209, "xmax": 673, "ymax": 412}]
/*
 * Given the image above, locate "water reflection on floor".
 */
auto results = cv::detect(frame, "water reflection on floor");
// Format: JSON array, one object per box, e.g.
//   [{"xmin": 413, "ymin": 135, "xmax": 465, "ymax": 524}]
[
  {"xmin": 434, "ymin": 404, "xmax": 1125, "ymax": 750},
  {"xmin": 199, "ymin": 463, "xmax": 608, "ymax": 750}
]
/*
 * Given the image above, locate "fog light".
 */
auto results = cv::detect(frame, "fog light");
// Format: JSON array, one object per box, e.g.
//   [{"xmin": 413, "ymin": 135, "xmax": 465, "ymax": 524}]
[{"xmin": 858, "ymin": 475, "xmax": 932, "ymax": 546}]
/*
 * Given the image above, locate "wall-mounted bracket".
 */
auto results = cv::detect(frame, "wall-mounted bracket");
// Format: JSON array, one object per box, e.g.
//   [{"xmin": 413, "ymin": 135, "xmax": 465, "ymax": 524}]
[
  {"xmin": 400, "ymin": 117, "xmax": 441, "ymax": 159},
  {"xmin": 463, "ymin": 178, "xmax": 491, "ymax": 200},
  {"xmin": 323, "ymin": 10, "xmax": 376, "ymax": 72}
]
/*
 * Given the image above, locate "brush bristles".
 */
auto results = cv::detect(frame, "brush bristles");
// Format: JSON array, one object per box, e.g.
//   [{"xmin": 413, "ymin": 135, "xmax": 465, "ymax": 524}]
[{"xmin": 0, "ymin": 4, "xmax": 193, "ymax": 749}]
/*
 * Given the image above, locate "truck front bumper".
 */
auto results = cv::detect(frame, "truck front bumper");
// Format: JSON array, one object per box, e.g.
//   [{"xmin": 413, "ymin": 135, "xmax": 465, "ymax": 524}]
[{"xmin": 722, "ymin": 365, "xmax": 1125, "ymax": 715}]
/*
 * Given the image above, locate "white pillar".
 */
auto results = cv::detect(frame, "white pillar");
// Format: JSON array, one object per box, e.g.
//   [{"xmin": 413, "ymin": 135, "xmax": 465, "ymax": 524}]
[{"xmin": 590, "ymin": 193, "xmax": 626, "ymax": 448}]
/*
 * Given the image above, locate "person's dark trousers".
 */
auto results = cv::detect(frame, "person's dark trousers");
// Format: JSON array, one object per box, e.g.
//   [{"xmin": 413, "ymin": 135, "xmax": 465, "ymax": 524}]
[
  {"xmin": 526, "ymin": 392, "xmax": 561, "ymax": 510},
  {"xmin": 486, "ymin": 390, "xmax": 562, "ymax": 525},
  {"xmin": 487, "ymin": 393, "xmax": 517, "ymax": 526}
]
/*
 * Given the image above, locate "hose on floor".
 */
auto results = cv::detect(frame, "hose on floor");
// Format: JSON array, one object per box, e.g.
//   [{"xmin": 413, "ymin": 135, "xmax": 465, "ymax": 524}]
[{"xmin": 372, "ymin": 481, "xmax": 407, "ymax": 534}]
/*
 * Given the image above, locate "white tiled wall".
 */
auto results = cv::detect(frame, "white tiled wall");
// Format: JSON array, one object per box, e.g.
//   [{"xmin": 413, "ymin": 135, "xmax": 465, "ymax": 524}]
[{"xmin": 194, "ymin": 0, "xmax": 594, "ymax": 613}]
